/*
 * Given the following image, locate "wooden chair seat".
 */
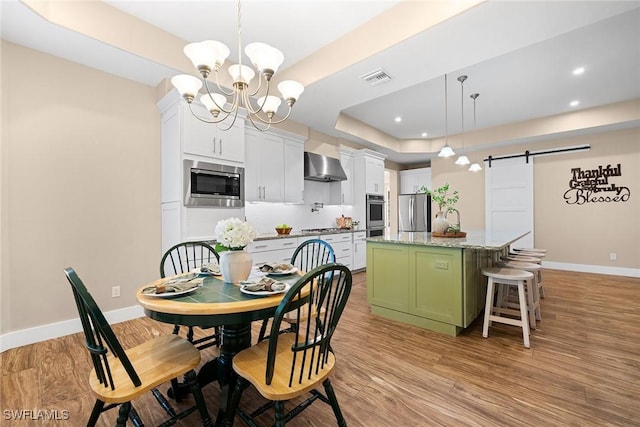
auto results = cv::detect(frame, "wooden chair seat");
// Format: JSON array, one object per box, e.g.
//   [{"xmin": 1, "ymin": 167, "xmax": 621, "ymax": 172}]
[
  {"xmin": 233, "ymin": 333, "xmax": 336, "ymax": 401},
  {"xmin": 89, "ymin": 334, "xmax": 200, "ymax": 403}
]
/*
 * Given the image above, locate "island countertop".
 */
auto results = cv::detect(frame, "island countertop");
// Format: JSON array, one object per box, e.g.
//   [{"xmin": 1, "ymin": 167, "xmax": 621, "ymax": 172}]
[{"xmin": 367, "ymin": 230, "xmax": 530, "ymax": 251}]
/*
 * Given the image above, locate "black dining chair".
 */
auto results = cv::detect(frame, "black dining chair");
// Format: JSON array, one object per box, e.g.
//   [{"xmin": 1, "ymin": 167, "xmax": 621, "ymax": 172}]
[
  {"xmin": 226, "ymin": 263, "xmax": 352, "ymax": 427},
  {"xmin": 257, "ymin": 239, "xmax": 335, "ymax": 341},
  {"xmin": 64, "ymin": 267, "xmax": 212, "ymax": 427},
  {"xmin": 160, "ymin": 241, "xmax": 221, "ymax": 350}
]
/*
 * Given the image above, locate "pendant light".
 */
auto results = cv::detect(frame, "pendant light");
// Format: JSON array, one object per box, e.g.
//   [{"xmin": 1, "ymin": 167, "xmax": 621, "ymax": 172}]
[
  {"xmin": 468, "ymin": 93, "xmax": 483, "ymax": 172},
  {"xmin": 438, "ymin": 74, "xmax": 455, "ymax": 158},
  {"xmin": 455, "ymin": 75, "xmax": 470, "ymax": 165}
]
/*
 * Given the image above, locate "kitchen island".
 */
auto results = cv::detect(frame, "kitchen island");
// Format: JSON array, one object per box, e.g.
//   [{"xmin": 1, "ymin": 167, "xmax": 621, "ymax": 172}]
[{"xmin": 366, "ymin": 230, "xmax": 529, "ymax": 336}]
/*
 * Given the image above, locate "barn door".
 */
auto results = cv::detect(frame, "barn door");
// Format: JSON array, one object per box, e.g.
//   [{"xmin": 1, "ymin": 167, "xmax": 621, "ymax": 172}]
[{"xmin": 485, "ymin": 157, "xmax": 534, "ymax": 248}]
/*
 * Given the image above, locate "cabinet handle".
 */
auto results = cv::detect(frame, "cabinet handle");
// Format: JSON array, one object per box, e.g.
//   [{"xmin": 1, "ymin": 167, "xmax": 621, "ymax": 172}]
[
  {"xmin": 212, "ymin": 137, "xmax": 216, "ymax": 155},
  {"xmin": 219, "ymin": 137, "xmax": 223, "ymax": 154},
  {"xmin": 262, "ymin": 187, "xmax": 266, "ymax": 199},
  {"xmin": 283, "ymin": 242, "xmax": 295, "ymax": 246},
  {"xmin": 254, "ymin": 244, "xmax": 268, "ymax": 249},
  {"xmin": 257, "ymin": 186, "xmax": 261, "ymax": 199}
]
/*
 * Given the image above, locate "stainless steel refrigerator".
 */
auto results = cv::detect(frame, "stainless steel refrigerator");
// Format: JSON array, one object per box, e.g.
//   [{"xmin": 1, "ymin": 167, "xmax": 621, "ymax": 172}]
[{"xmin": 398, "ymin": 193, "xmax": 431, "ymax": 232}]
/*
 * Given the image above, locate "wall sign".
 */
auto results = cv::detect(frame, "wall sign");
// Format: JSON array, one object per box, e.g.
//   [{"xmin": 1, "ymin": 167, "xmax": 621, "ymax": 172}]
[{"xmin": 564, "ymin": 163, "xmax": 631, "ymax": 205}]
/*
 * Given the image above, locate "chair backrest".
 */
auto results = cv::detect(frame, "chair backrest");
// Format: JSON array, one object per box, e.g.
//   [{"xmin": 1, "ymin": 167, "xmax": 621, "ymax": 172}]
[
  {"xmin": 290, "ymin": 239, "xmax": 335, "ymax": 273},
  {"xmin": 64, "ymin": 267, "xmax": 140, "ymax": 390},
  {"xmin": 160, "ymin": 241, "xmax": 219, "ymax": 278},
  {"xmin": 266, "ymin": 263, "xmax": 352, "ymax": 386}
]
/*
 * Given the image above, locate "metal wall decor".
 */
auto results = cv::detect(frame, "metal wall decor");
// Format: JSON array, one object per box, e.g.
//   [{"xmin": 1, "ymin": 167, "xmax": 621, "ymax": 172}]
[{"xmin": 564, "ymin": 163, "xmax": 631, "ymax": 205}]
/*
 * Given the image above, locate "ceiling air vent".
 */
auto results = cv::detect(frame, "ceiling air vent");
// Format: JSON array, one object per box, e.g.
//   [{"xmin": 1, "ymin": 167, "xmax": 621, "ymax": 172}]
[{"xmin": 361, "ymin": 68, "xmax": 392, "ymax": 87}]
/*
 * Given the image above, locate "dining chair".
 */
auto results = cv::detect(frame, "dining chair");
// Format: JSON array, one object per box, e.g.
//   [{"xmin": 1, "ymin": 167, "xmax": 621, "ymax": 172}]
[
  {"xmin": 226, "ymin": 263, "xmax": 352, "ymax": 427},
  {"xmin": 160, "ymin": 241, "xmax": 221, "ymax": 350},
  {"xmin": 257, "ymin": 238, "xmax": 335, "ymax": 342},
  {"xmin": 64, "ymin": 267, "xmax": 212, "ymax": 427}
]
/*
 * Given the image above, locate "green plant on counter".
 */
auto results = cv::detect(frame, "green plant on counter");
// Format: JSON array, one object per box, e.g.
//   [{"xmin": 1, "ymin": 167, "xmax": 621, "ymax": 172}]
[{"xmin": 420, "ymin": 182, "xmax": 459, "ymax": 213}]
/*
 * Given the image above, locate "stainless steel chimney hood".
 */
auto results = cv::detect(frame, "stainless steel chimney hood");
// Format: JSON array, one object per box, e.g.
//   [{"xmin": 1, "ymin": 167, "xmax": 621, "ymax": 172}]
[{"xmin": 303, "ymin": 152, "xmax": 347, "ymax": 182}]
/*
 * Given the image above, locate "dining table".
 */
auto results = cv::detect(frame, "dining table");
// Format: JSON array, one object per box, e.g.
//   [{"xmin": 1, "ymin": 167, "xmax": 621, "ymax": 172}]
[{"xmin": 136, "ymin": 270, "xmax": 307, "ymax": 426}]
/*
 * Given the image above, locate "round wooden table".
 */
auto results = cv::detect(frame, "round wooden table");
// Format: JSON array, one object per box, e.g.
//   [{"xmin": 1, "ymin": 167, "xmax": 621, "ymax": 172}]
[{"xmin": 136, "ymin": 272, "xmax": 306, "ymax": 426}]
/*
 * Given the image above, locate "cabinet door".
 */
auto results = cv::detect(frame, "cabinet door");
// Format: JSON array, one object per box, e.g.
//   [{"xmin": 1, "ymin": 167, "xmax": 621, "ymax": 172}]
[
  {"xmin": 365, "ymin": 157, "xmax": 385, "ymax": 194},
  {"xmin": 283, "ymin": 138, "xmax": 304, "ymax": 204},
  {"xmin": 352, "ymin": 232, "xmax": 367, "ymax": 270},
  {"xmin": 245, "ymin": 131, "xmax": 284, "ymax": 202},
  {"xmin": 329, "ymin": 154, "xmax": 354, "ymax": 205},
  {"xmin": 214, "ymin": 119, "xmax": 245, "ymax": 163},
  {"xmin": 366, "ymin": 243, "xmax": 409, "ymax": 311},
  {"xmin": 183, "ymin": 103, "xmax": 215, "ymax": 157}
]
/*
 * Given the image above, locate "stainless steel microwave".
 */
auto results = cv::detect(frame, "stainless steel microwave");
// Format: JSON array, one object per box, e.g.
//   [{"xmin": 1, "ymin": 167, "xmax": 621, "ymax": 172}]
[{"xmin": 183, "ymin": 159, "xmax": 244, "ymax": 208}]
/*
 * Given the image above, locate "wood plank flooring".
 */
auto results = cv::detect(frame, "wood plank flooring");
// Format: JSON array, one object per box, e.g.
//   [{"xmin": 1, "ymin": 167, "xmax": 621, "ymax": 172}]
[{"xmin": 2, "ymin": 269, "xmax": 639, "ymax": 426}]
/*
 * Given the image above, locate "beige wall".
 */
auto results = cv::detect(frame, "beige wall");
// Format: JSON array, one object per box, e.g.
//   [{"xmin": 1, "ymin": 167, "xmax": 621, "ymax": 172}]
[
  {"xmin": 430, "ymin": 127, "xmax": 640, "ymax": 269},
  {"xmin": 1, "ymin": 41, "xmax": 161, "ymax": 334}
]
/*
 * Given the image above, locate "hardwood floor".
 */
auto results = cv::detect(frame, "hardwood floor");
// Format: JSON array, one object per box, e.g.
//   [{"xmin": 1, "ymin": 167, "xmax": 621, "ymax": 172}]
[{"xmin": 2, "ymin": 269, "xmax": 639, "ymax": 426}]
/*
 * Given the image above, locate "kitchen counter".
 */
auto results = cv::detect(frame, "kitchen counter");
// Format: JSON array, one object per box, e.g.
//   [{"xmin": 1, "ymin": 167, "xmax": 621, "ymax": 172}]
[
  {"xmin": 253, "ymin": 227, "xmax": 363, "ymax": 241},
  {"xmin": 367, "ymin": 230, "xmax": 529, "ymax": 250},
  {"xmin": 366, "ymin": 230, "xmax": 529, "ymax": 336}
]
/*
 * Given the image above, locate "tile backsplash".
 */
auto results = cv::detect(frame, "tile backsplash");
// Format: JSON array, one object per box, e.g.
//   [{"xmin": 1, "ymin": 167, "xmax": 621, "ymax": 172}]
[{"xmin": 245, "ymin": 203, "xmax": 355, "ymax": 235}]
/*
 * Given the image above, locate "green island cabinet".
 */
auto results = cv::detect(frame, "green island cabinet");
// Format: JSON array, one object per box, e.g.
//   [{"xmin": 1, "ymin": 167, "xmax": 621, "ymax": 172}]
[{"xmin": 365, "ymin": 231, "xmax": 527, "ymax": 336}]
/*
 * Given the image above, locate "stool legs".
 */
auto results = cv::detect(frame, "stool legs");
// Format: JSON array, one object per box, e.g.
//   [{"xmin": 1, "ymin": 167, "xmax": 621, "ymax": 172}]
[{"xmin": 482, "ymin": 276, "xmax": 531, "ymax": 348}]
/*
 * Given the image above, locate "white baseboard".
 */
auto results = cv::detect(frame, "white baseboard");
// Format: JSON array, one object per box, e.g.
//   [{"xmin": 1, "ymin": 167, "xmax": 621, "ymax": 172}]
[
  {"xmin": 543, "ymin": 261, "xmax": 640, "ymax": 278},
  {"xmin": 0, "ymin": 305, "xmax": 145, "ymax": 353}
]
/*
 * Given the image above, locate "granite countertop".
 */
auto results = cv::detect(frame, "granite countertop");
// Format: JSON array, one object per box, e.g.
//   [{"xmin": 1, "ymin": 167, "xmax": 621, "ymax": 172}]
[
  {"xmin": 253, "ymin": 228, "xmax": 365, "ymax": 241},
  {"xmin": 366, "ymin": 230, "xmax": 530, "ymax": 251}
]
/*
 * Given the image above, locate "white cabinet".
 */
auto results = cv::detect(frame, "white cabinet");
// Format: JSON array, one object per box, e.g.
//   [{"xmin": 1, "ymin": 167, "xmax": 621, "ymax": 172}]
[
  {"xmin": 365, "ymin": 157, "xmax": 385, "ymax": 194},
  {"xmin": 283, "ymin": 138, "xmax": 304, "ymax": 204},
  {"xmin": 245, "ymin": 130, "xmax": 284, "ymax": 202},
  {"xmin": 247, "ymin": 237, "xmax": 300, "ymax": 266},
  {"xmin": 329, "ymin": 151, "xmax": 354, "ymax": 205},
  {"xmin": 352, "ymin": 231, "xmax": 367, "ymax": 270},
  {"xmin": 183, "ymin": 102, "xmax": 245, "ymax": 163},
  {"xmin": 321, "ymin": 233, "xmax": 353, "ymax": 269},
  {"xmin": 245, "ymin": 129, "xmax": 305, "ymax": 203},
  {"xmin": 399, "ymin": 167, "xmax": 431, "ymax": 194}
]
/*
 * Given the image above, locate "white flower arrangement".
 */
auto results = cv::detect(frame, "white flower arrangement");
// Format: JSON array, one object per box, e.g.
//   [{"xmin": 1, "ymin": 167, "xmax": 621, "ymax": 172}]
[{"xmin": 214, "ymin": 217, "xmax": 257, "ymax": 251}]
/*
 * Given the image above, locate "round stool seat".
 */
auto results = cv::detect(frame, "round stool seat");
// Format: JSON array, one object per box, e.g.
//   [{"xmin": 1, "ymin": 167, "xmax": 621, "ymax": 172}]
[
  {"xmin": 498, "ymin": 260, "xmax": 541, "ymax": 271},
  {"xmin": 482, "ymin": 267, "xmax": 533, "ymax": 281},
  {"xmin": 513, "ymin": 247, "xmax": 547, "ymax": 253},
  {"xmin": 501, "ymin": 255, "xmax": 541, "ymax": 263},
  {"xmin": 511, "ymin": 251, "xmax": 546, "ymax": 258}
]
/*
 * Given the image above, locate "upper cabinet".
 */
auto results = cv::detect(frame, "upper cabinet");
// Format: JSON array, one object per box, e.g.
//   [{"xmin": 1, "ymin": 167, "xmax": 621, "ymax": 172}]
[
  {"xmin": 399, "ymin": 167, "xmax": 431, "ymax": 194},
  {"xmin": 245, "ymin": 128, "xmax": 305, "ymax": 204},
  {"xmin": 183, "ymin": 102, "xmax": 244, "ymax": 163},
  {"xmin": 365, "ymin": 156, "xmax": 385, "ymax": 194},
  {"xmin": 329, "ymin": 150, "xmax": 354, "ymax": 205}
]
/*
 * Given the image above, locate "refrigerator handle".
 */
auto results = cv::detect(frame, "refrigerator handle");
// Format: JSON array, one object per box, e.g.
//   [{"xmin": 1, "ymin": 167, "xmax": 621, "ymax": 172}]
[{"xmin": 409, "ymin": 197, "xmax": 414, "ymax": 228}]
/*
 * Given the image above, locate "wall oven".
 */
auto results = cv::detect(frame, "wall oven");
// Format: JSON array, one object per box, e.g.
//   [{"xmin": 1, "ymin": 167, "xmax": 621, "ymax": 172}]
[
  {"xmin": 183, "ymin": 159, "xmax": 244, "ymax": 208},
  {"xmin": 366, "ymin": 194, "xmax": 385, "ymax": 237}
]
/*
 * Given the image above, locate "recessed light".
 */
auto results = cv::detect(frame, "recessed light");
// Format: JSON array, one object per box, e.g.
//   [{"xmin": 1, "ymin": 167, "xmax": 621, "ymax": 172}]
[
  {"xmin": 570, "ymin": 100, "xmax": 580, "ymax": 107},
  {"xmin": 573, "ymin": 67, "xmax": 585, "ymax": 75},
  {"xmin": 394, "ymin": 116, "xmax": 402, "ymax": 123},
  {"xmin": 421, "ymin": 132, "xmax": 428, "ymax": 137}
]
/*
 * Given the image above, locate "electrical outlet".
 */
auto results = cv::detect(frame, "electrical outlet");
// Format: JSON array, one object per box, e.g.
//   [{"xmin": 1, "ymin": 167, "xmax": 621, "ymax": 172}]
[
  {"xmin": 112, "ymin": 286, "xmax": 120, "ymax": 298},
  {"xmin": 435, "ymin": 260, "xmax": 449, "ymax": 270},
  {"xmin": 610, "ymin": 253, "xmax": 617, "ymax": 261}
]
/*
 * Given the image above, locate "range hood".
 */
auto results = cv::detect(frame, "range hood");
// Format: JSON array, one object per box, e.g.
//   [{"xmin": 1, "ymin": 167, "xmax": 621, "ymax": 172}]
[{"xmin": 304, "ymin": 152, "xmax": 347, "ymax": 182}]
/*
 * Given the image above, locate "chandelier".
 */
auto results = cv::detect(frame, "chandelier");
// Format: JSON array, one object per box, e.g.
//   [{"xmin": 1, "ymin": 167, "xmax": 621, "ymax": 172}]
[
  {"xmin": 454, "ymin": 75, "xmax": 470, "ymax": 166},
  {"xmin": 438, "ymin": 74, "xmax": 455, "ymax": 158},
  {"xmin": 170, "ymin": 0, "xmax": 304, "ymax": 131}
]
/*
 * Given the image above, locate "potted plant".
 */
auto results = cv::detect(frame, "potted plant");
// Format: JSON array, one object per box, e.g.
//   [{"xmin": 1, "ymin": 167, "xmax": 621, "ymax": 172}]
[
  {"xmin": 214, "ymin": 217, "xmax": 257, "ymax": 283},
  {"xmin": 420, "ymin": 183, "xmax": 459, "ymax": 233}
]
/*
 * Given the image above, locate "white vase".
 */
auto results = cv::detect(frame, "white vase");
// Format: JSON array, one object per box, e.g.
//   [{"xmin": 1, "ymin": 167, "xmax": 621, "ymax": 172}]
[
  {"xmin": 219, "ymin": 250, "xmax": 253, "ymax": 283},
  {"xmin": 432, "ymin": 212, "xmax": 449, "ymax": 233}
]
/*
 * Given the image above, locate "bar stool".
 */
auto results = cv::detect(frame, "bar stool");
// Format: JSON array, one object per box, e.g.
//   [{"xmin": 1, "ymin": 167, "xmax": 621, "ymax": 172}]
[
  {"xmin": 497, "ymin": 260, "xmax": 542, "ymax": 329},
  {"xmin": 501, "ymin": 254, "xmax": 541, "ymax": 264},
  {"xmin": 482, "ymin": 267, "xmax": 534, "ymax": 348},
  {"xmin": 513, "ymin": 247, "xmax": 547, "ymax": 254},
  {"xmin": 508, "ymin": 250, "xmax": 546, "ymax": 297}
]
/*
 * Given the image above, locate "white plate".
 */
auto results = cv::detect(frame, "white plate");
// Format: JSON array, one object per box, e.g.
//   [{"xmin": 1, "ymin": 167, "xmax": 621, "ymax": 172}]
[
  {"xmin": 141, "ymin": 279, "xmax": 203, "ymax": 298},
  {"xmin": 240, "ymin": 282, "xmax": 291, "ymax": 296},
  {"xmin": 267, "ymin": 267, "xmax": 297, "ymax": 276},
  {"xmin": 193, "ymin": 267, "xmax": 221, "ymax": 276}
]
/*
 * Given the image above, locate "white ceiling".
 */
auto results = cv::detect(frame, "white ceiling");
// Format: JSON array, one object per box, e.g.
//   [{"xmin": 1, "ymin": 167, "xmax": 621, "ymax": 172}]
[{"xmin": 2, "ymin": 0, "xmax": 639, "ymax": 165}]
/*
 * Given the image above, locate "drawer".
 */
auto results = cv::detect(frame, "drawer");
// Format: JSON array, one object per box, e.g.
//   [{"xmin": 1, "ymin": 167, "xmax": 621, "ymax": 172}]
[
  {"xmin": 248, "ymin": 237, "xmax": 299, "ymax": 253},
  {"xmin": 321, "ymin": 233, "xmax": 352, "ymax": 244},
  {"xmin": 252, "ymin": 248, "xmax": 295, "ymax": 266}
]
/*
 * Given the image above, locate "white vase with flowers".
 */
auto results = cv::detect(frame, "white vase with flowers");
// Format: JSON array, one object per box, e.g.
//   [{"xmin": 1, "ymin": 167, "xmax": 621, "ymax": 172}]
[{"xmin": 214, "ymin": 217, "xmax": 257, "ymax": 283}]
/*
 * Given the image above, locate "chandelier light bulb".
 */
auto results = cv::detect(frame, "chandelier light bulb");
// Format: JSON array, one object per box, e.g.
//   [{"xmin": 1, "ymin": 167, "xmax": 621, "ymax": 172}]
[
  {"xmin": 245, "ymin": 42, "xmax": 284, "ymax": 79},
  {"xmin": 278, "ymin": 80, "xmax": 304, "ymax": 105},
  {"xmin": 257, "ymin": 95, "xmax": 282, "ymax": 116},
  {"xmin": 455, "ymin": 155, "xmax": 470, "ymax": 165},
  {"xmin": 171, "ymin": 74, "xmax": 203, "ymax": 102},
  {"xmin": 228, "ymin": 64, "xmax": 255, "ymax": 85},
  {"xmin": 438, "ymin": 144, "xmax": 455, "ymax": 158},
  {"xmin": 469, "ymin": 163, "xmax": 483, "ymax": 172},
  {"xmin": 201, "ymin": 93, "xmax": 227, "ymax": 117}
]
